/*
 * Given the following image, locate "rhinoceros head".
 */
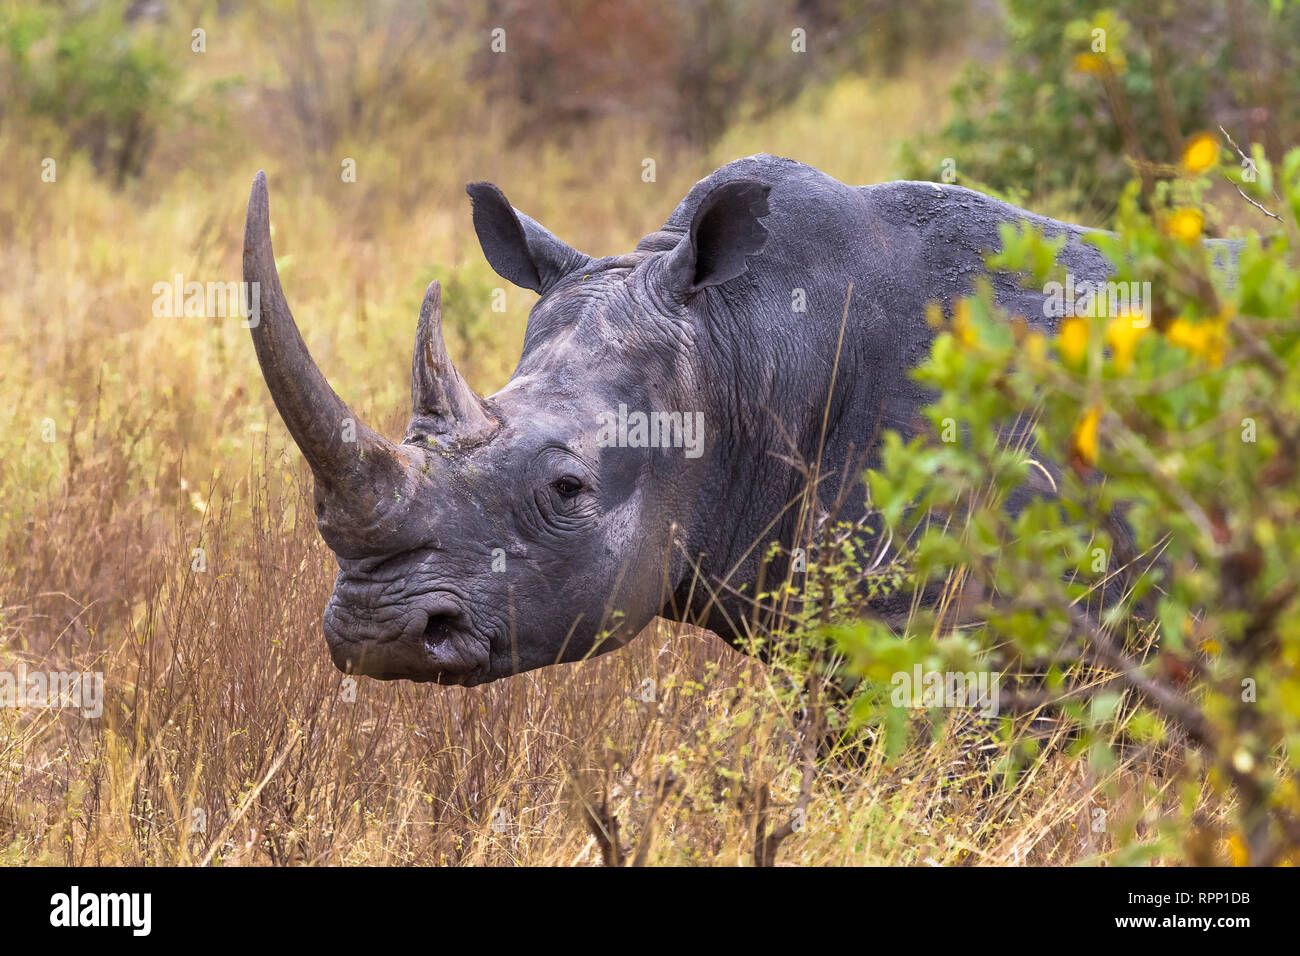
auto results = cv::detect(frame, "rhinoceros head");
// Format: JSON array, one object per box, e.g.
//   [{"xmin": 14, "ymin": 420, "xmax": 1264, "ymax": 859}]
[{"xmin": 243, "ymin": 171, "xmax": 769, "ymax": 685}]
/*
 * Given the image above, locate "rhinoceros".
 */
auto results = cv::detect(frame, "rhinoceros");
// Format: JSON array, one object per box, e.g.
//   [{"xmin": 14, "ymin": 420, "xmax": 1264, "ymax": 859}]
[{"xmin": 241, "ymin": 153, "xmax": 1207, "ymax": 685}]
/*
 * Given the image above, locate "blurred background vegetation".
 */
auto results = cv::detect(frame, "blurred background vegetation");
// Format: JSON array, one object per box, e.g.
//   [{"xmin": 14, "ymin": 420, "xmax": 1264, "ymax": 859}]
[{"xmin": 1, "ymin": 0, "xmax": 1297, "ymax": 866}]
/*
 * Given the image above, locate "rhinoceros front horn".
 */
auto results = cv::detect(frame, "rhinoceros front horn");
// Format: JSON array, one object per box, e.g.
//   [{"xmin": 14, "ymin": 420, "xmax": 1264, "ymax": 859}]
[
  {"xmin": 410, "ymin": 281, "xmax": 497, "ymax": 444},
  {"xmin": 243, "ymin": 171, "xmax": 406, "ymax": 510}
]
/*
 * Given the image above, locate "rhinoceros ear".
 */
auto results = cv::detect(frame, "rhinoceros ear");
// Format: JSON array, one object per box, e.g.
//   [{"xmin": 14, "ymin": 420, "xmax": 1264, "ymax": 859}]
[
  {"xmin": 661, "ymin": 179, "xmax": 770, "ymax": 296},
  {"xmin": 466, "ymin": 182, "xmax": 591, "ymax": 294}
]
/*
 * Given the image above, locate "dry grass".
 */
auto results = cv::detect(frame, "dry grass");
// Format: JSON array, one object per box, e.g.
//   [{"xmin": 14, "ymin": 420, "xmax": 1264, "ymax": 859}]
[
  {"xmin": 0, "ymin": 10, "xmax": 1216, "ymax": 866},
  {"xmin": 0, "ymin": 448, "xmax": 1213, "ymax": 865}
]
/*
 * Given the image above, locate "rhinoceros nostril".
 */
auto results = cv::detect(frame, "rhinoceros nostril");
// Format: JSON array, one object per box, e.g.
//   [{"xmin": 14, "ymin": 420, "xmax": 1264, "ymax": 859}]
[{"xmin": 422, "ymin": 613, "xmax": 456, "ymax": 649}]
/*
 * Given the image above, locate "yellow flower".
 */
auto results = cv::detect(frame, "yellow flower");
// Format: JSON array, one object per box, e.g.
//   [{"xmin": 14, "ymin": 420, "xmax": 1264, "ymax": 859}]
[
  {"xmin": 1023, "ymin": 331, "xmax": 1048, "ymax": 364},
  {"xmin": 1164, "ymin": 208, "xmax": 1204, "ymax": 242},
  {"xmin": 1227, "ymin": 832, "xmax": 1249, "ymax": 867},
  {"xmin": 925, "ymin": 301, "xmax": 944, "ymax": 330},
  {"xmin": 1167, "ymin": 317, "xmax": 1226, "ymax": 366},
  {"xmin": 1104, "ymin": 311, "xmax": 1147, "ymax": 373},
  {"xmin": 1070, "ymin": 405, "xmax": 1103, "ymax": 467},
  {"xmin": 1072, "ymin": 52, "xmax": 1104, "ymax": 74},
  {"xmin": 1277, "ymin": 777, "xmax": 1300, "ymax": 813},
  {"xmin": 1058, "ymin": 317, "xmax": 1089, "ymax": 365},
  {"xmin": 1181, "ymin": 131, "xmax": 1220, "ymax": 175},
  {"xmin": 1072, "ymin": 51, "xmax": 1126, "ymax": 75},
  {"xmin": 951, "ymin": 299, "xmax": 976, "ymax": 346}
]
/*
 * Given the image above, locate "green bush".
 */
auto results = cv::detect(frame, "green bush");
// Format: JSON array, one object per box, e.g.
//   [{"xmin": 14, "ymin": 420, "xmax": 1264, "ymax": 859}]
[
  {"xmin": 900, "ymin": 0, "xmax": 1300, "ymax": 222},
  {"xmin": 834, "ymin": 137, "xmax": 1300, "ymax": 864},
  {"xmin": 0, "ymin": 1, "xmax": 175, "ymax": 185}
]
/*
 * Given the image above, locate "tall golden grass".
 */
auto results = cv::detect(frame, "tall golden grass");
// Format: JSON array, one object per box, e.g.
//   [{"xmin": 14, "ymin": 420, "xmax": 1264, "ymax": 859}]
[{"xmin": 0, "ymin": 10, "xmax": 1218, "ymax": 865}]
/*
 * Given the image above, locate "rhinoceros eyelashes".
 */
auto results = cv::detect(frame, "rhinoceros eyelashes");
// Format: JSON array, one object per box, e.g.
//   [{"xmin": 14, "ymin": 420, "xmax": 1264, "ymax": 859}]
[
  {"xmin": 466, "ymin": 181, "xmax": 593, "ymax": 295},
  {"xmin": 410, "ymin": 280, "xmax": 498, "ymax": 445},
  {"xmin": 552, "ymin": 475, "xmax": 583, "ymax": 499}
]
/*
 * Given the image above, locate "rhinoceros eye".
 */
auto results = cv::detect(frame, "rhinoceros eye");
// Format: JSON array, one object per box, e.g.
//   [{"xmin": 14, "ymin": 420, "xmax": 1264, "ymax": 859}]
[{"xmin": 552, "ymin": 475, "xmax": 584, "ymax": 499}]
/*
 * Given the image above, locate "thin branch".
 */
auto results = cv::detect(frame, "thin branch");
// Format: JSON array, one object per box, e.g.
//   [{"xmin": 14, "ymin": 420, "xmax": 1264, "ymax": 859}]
[
  {"xmin": 754, "ymin": 677, "xmax": 821, "ymax": 866},
  {"xmin": 1067, "ymin": 605, "xmax": 1214, "ymax": 749},
  {"xmin": 1218, "ymin": 125, "xmax": 1283, "ymax": 220},
  {"xmin": 580, "ymin": 791, "xmax": 624, "ymax": 867}
]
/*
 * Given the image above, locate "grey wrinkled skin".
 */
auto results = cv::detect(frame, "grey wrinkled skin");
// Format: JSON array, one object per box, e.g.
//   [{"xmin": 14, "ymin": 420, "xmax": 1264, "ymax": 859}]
[{"xmin": 242, "ymin": 153, "xmax": 1239, "ymax": 686}]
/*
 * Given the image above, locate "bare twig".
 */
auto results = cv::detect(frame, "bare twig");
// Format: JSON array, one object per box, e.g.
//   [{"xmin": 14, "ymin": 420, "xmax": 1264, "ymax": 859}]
[
  {"xmin": 1218, "ymin": 125, "xmax": 1284, "ymax": 221},
  {"xmin": 753, "ymin": 677, "xmax": 821, "ymax": 866},
  {"xmin": 580, "ymin": 791, "xmax": 625, "ymax": 867},
  {"xmin": 1225, "ymin": 179, "xmax": 1283, "ymax": 222},
  {"xmin": 1067, "ymin": 605, "xmax": 1214, "ymax": 749}
]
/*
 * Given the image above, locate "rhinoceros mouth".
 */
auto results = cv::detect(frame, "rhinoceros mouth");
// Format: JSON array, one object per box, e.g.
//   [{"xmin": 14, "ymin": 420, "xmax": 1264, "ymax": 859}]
[{"xmin": 325, "ymin": 604, "xmax": 491, "ymax": 685}]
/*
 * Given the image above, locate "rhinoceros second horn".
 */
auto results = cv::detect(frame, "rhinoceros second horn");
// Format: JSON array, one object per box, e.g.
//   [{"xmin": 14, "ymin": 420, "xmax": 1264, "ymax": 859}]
[{"xmin": 409, "ymin": 280, "xmax": 497, "ymax": 444}]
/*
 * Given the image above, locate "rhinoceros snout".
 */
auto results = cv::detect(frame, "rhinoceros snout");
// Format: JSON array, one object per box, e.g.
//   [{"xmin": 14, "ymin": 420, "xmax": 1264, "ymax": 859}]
[{"xmin": 323, "ymin": 600, "xmax": 490, "ymax": 685}]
